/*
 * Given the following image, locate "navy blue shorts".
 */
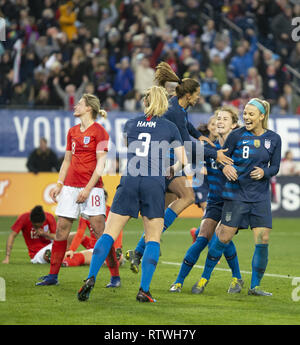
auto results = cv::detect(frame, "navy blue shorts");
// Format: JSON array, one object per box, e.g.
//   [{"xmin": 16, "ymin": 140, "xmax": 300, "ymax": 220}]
[
  {"xmin": 202, "ymin": 201, "xmax": 223, "ymax": 222},
  {"xmin": 110, "ymin": 176, "xmax": 165, "ymax": 219},
  {"xmin": 221, "ymin": 199, "xmax": 272, "ymax": 229}
]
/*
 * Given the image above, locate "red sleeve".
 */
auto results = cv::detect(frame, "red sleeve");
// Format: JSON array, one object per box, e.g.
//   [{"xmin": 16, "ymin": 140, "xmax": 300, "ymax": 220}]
[
  {"xmin": 66, "ymin": 128, "xmax": 72, "ymax": 151},
  {"xmin": 69, "ymin": 217, "xmax": 88, "ymax": 252},
  {"xmin": 46, "ymin": 213, "xmax": 57, "ymax": 234},
  {"xmin": 96, "ymin": 126, "xmax": 109, "ymax": 153},
  {"xmin": 11, "ymin": 213, "xmax": 27, "ymax": 234}
]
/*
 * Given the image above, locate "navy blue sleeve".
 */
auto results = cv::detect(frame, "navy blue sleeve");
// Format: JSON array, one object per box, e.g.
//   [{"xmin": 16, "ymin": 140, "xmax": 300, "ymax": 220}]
[
  {"xmin": 263, "ymin": 135, "xmax": 282, "ymax": 179},
  {"xmin": 187, "ymin": 121, "xmax": 202, "ymax": 139},
  {"xmin": 222, "ymin": 129, "xmax": 240, "ymax": 156}
]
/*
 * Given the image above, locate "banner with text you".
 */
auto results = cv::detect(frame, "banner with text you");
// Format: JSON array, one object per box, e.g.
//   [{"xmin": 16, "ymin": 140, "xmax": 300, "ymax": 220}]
[{"xmin": 0, "ymin": 110, "xmax": 300, "ymax": 160}]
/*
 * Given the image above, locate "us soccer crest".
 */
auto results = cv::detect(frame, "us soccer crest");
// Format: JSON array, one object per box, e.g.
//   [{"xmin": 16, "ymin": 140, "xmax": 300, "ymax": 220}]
[
  {"xmin": 264, "ymin": 139, "xmax": 271, "ymax": 149},
  {"xmin": 225, "ymin": 212, "xmax": 232, "ymax": 222},
  {"xmin": 254, "ymin": 139, "xmax": 260, "ymax": 148},
  {"xmin": 83, "ymin": 136, "xmax": 90, "ymax": 145}
]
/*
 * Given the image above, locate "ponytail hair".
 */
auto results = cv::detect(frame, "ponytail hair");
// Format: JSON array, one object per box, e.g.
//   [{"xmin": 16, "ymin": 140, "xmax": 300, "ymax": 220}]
[
  {"xmin": 155, "ymin": 62, "xmax": 200, "ymax": 99},
  {"xmin": 144, "ymin": 85, "xmax": 169, "ymax": 117},
  {"xmin": 82, "ymin": 93, "xmax": 107, "ymax": 120},
  {"xmin": 247, "ymin": 98, "xmax": 270, "ymax": 129}
]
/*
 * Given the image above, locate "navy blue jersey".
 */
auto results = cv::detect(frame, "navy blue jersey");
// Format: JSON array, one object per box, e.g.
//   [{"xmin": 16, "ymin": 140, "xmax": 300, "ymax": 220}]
[
  {"xmin": 205, "ymin": 141, "xmax": 227, "ymax": 204},
  {"xmin": 123, "ymin": 114, "xmax": 183, "ymax": 185},
  {"xmin": 222, "ymin": 127, "xmax": 282, "ymax": 202},
  {"xmin": 164, "ymin": 96, "xmax": 217, "ymax": 164}
]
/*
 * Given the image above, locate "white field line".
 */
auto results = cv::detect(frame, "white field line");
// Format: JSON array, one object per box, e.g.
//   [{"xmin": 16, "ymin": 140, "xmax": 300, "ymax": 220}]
[{"xmin": 161, "ymin": 261, "xmax": 300, "ymax": 280}]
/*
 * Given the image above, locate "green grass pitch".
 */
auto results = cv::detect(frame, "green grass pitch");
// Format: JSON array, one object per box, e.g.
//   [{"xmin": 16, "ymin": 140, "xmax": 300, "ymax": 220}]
[{"xmin": 0, "ymin": 216, "xmax": 300, "ymax": 325}]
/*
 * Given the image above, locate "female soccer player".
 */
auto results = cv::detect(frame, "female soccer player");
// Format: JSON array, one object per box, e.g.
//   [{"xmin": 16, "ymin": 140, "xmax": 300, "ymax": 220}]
[
  {"xmin": 36, "ymin": 93, "xmax": 120, "ymax": 286},
  {"xmin": 2, "ymin": 205, "xmax": 56, "ymax": 264},
  {"xmin": 77, "ymin": 85, "xmax": 188, "ymax": 303},
  {"xmin": 195, "ymin": 98, "xmax": 282, "ymax": 296},
  {"xmin": 126, "ymin": 62, "xmax": 233, "ymax": 272},
  {"xmin": 170, "ymin": 105, "xmax": 244, "ymax": 293}
]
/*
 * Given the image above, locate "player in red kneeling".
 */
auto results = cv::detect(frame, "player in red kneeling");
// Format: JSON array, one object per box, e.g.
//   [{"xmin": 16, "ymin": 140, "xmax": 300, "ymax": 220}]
[{"xmin": 2, "ymin": 205, "xmax": 56, "ymax": 264}]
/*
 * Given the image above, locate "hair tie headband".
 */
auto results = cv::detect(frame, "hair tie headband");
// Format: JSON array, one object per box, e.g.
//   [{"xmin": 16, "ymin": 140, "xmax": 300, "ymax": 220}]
[{"xmin": 247, "ymin": 99, "xmax": 266, "ymax": 114}]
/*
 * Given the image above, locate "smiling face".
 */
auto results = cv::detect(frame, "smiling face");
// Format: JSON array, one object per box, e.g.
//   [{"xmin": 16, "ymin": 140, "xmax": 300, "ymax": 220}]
[
  {"xmin": 207, "ymin": 116, "xmax": 218, "ymax": 138},
  {"xmin": 243, "ymin": 104, "xmax": 265, "ymax": 132},
  {"xmin": 216, "ymin": 111, "xmax": 236, "ymax": 136}
]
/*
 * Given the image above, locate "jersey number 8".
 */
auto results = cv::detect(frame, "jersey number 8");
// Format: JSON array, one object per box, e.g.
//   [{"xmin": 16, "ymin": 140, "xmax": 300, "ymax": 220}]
[{"xmin": 242, "ymin": 145, "xmax": 250, "ymax": 159}]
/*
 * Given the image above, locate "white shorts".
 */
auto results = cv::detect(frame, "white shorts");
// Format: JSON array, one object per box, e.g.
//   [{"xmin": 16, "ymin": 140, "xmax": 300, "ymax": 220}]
[
  {"xmin": 55, "ymin": 186, "xmax": 106, "ymax": 219},
  {"xmin": 31, "ymin": 243, "xmax": 53, "ymax": 264}
]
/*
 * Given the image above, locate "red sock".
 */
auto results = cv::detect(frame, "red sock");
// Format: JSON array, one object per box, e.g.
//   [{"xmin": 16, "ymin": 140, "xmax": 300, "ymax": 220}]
[
  {"xmin": 63, "ymin": 252, "xmax": 85, "ymax": 267},
  {"xmin": 49, "ymin": 240, "xmax": 67, "ymax": 275},
  {"xmin": 105, "ymin": 246, "xmax": 120, "ymax": 277}
]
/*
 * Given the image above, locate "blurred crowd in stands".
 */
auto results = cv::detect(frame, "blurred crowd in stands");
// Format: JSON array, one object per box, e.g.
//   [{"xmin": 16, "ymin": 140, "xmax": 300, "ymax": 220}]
[{"xmin": 1, "ymin": 0, "xmax": 300, "ymax": 114}]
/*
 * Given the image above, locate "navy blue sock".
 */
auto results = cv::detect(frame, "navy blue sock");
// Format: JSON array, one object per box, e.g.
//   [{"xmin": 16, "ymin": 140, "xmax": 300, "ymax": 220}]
[
  {"xmin": 88, "ymin": 234, "xmax": 114, "ymax": 281},
  {"xmin": 175, "ymin": 236, "xmax": 209, "ymax": 285},
  {"xmin": 202, "ymin": 235, "xmax": 227, "ymax": 280},
  {"xmin": 163, "ymin": 207, "xmax": 177, "ymax": 232},
  {"xmin": 224, "ymin": 241, "xmax": 241, "ymax": 279},
  {"xmin": 194, "ymin": 227, "xmax": 200, "ymax": 238},
  {"xmin": 251, "ymin": 244, "xmax": 268, "ymax": 289},
  {"xmin": 140, "ymin": 241, "xmax": 160, "ymax": 292}
]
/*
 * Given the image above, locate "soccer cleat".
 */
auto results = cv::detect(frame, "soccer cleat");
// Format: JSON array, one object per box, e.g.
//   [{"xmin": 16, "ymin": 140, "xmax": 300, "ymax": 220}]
[
  {"xmin": 190, "ymin": 227, "xmax": 197, "ymax": 243},
  {"xmin": 35, "ymin": 274, "xmax": 58, "ymax": 286},
  {"xmin": 228, "ymin": 278, "xmax": 244, "ymax": 294},
  {"xmin": 169, "ymin": 283, "xmax": 182, "ymax": 293},
  {"xmin": 248, "ymin": 287, "xmax": 272, "ymax": 296},
  {"xmin": 125, "ymin": 250, "xmax": 141, "ymax": 273},
  {"xmin": 136, "ymin": 288, "xmax": 156, "ymax": 303},
  {"xmin": 191, "ymin": 277, "xmax": 208, "ymax": 294},
  {"xmin": 106, "ymin": 276, "xmax": 121, "ymax": 288},
  {"xmin": 77, "ymin": 276, "xmax": 95, "ymax": 301},
  {"xmin": 44, "ymin": 249, "xmax": 51, "ymax": 263},
  {"xmin": 116, "ymin": 248, "xmax": 125, "ymax": 266}
]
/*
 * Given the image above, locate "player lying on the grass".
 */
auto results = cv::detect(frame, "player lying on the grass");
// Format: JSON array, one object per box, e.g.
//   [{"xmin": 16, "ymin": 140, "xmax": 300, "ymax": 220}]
[
  {"xmin": 170, "ymin": 105, "xmax": 245, "ymax": 294},
  {"xmin": 126, "ymin": 62, "xmax": 234, "ymax": 273},
  {"xmin": 2, "ymin": 205, "xmax": 56, "ymax": 264},
  {"xmin": 77, "ymin": 85, "xmax": 189, "ymax": 303},
  {"xmin": 62, "ymin": 204, "xmax": 124, "ymax": 270},
  {"xmin": 36, "ymin": 93, "xmax": 120, "ymax": 288},
  {"xmin": 194, "ymin": 98, "xmax": 282, "ymax": 296}
]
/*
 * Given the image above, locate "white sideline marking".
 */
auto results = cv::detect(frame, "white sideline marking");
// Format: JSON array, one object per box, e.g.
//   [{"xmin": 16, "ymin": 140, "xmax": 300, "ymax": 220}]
[{"xmin": 161, "ymin": 261, "xmax": 299, "ymax": 280}]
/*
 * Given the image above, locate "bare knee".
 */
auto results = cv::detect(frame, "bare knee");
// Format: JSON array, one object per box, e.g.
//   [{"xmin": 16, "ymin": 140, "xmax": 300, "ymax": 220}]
[
  {"xmin": 89, "ymin": 215, "xmax": 105, "ymax": 239},
  {"xmin": 56, "ymin": 217, "xmax": 73, "ymax": 241},
  {"xmin": 254, "ymin": 228, "xmax": 271, "ymax": 244},
  {"xmin": 216, "ymin": 224, "xmax": 235, "ymax": 244}
]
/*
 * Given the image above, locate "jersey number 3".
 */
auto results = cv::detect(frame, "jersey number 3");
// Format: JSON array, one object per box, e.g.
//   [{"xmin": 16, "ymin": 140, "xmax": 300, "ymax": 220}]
[{"xmin": 136, "ymin": 133, "xmax": 151, "ymax": 157}]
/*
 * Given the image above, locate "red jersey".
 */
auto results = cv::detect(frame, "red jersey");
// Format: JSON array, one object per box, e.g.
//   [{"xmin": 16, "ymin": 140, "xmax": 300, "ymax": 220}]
[
  {"xmin": 11, "ymin": 212, "xmax": 57, "ymax": 259},
  {"xmin": 64, "ymin": 122, "xmax": 109, "ymax": 188}
]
